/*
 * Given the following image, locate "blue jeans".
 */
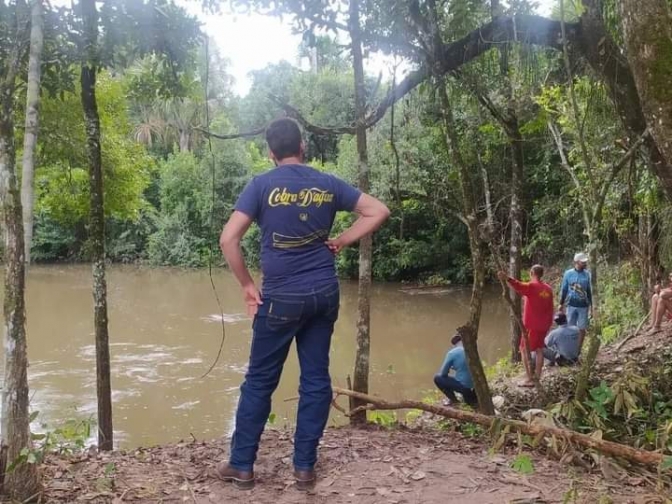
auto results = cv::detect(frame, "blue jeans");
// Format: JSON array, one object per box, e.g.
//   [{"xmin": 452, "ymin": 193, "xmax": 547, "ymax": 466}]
[
  {"xmin": 567, "ymin": 306, "xmax": 590, "ymax": 329},
  {"xmin": 434, "ymin": 374, "xmax": 478, "ymax": 407},
  {"xmin": 229, "ymin": 283, "xmax": 340, "ymax": 472}
]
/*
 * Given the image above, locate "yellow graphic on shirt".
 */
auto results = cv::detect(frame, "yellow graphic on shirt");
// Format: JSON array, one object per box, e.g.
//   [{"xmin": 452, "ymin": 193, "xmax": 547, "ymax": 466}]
[
  {"xmin": 268, "ymin": 187, "xmax": 334, "ymax": 208},
  {"xmin": 272, "ymin": 229, "xmax": 329, "ymax": 249}
]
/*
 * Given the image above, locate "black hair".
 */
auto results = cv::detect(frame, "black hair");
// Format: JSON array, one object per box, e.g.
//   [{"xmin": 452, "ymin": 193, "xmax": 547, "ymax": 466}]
[{"xmin": 265, "ymin": 118, "xmax": 302, "ymax": 160}]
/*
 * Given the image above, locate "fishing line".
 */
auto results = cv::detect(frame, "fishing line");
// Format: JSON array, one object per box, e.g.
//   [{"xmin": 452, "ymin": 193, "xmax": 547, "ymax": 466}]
[{"xmin": 200, "ymin": 34, "xmax": 227, "ymax": 379}]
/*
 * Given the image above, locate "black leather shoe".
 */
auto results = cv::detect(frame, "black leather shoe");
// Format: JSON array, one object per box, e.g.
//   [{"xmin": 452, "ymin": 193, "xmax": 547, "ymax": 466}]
[
  {"xmin": 294, "ymin": 469, "xmax": 316, "ymax": 491},
  {"xmin": 216, "ymin": 462, "xmax": 255, "ymax": 490}
]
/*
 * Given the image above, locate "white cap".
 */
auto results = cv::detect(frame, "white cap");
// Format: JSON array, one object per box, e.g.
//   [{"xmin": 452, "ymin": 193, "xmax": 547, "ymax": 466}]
[{"xmin": 574, "ymin": 252, "xmax": 589, "ymax": 263}]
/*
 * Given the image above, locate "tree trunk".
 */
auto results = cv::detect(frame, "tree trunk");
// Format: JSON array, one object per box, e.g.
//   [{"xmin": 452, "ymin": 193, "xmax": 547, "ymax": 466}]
[
  {"xmin": 0, "ymin": 4, "xmax": 41, "ymax": 498},
  {"xmin": 506, "ymin": 125, "xmax": 524, "ymax": 362},
  {"xmin": 178, "ymin": 129, "xmax": 190, "ymax": 153},
  {"xmin": 437, "ymin": 83, "xmax": 495, "ymax": 415},
  {"xmin": 20, "ymin": 0, "xmax": 44, "ymax": 265},
  {"xmin": 638, "ymin": 212, "xmax": 661, "ymax": 310},
  {"xmin": 619, "ymin": 0, "xmax": 672, "ymax": 178},
  {"xmin": 80, "ymin": 0, "xmax": 113, "ymax": 451},
  {"xmin": 579, "ymin": 0, "xmax": 672, "ymax": 199},
  {"xmin": 349, "ymin": 0, "xmax": 372, "ymax": 426},
  {"xmin": 491, "ymin": 0, "xmax": 523, "ymax": 365},
  {"xmin": 574, "ymin": 245, "xmax": 600, "ymax": 402}
]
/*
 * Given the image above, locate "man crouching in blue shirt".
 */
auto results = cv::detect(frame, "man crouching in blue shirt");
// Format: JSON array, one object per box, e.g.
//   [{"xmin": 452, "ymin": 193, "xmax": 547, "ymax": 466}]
[
  {"xmin": 217, "ymin": 118, "xmax": 390, "ymax": 491},
  {"xmin": 434, "ymin": 334, "xmax": 477, "ymax": 408}
]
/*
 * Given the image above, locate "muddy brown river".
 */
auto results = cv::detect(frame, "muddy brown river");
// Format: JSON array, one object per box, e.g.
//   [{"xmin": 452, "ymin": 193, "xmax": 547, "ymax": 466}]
[{"xmin": 0, "ymin": 265, "xmax": 511, "ymax": 448}]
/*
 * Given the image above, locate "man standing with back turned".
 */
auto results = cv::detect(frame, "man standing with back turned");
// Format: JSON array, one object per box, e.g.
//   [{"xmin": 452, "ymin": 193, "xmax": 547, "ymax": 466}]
[{"xmin": 217, "ymin": 118, "xmax": 390, "ymax": 491}]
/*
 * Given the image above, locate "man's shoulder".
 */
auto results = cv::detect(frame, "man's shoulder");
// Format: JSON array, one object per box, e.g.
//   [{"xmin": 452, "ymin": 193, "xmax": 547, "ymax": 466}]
[{"xmin": 447, "ymin": 346, "xmax": 463, "ymax": 356}]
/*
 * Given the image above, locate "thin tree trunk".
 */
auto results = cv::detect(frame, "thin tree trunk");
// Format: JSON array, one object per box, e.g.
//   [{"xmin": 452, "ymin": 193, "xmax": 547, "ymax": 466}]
[
  {"xmin": 574, "ymin": 246, "xmax": 600, "ymax": 402},
  {"xmin": 20, "ymin": 0, "xmax": 44, "ymax": 265},
  {"xmin": 178, "ymin": 129, "xmax": 190, "ymax": 153},
  {"xmin": 80, "ymin": 0, "xmax": 113, "ymax": 451},
  {"xmin": 619, "ymin": 0, "xmax": 672, "ymax": 175},
  {"xmin": 349, "ymin": 0, "xmax": 372, "ymax": 426},
  {"xmin": 638, "ymin": 212, "xmax": 661, "ymax": 310},
  {"xmin": 508, "ymin": 131, "xmax": 524, "ymax": 362},
  {"xmin": 491, "ymin": 0, "xmax": 523, "ymax": 364},
  {"xmin": 437, "ymin": 83, "xmax": 494, "ymax": 415},
  {"xmin": 0, "ymin": 3, "xmax": 41, "ymax": 498}
]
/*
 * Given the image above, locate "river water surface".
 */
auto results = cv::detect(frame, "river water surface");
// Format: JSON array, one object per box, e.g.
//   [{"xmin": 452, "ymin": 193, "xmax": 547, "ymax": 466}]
[{"xmin": 0, "ymin": 265, "xmax": 510, "ymax": 448}]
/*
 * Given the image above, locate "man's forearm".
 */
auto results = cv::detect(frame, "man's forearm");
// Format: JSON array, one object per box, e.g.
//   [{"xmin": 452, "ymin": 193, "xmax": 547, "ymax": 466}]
[
  {"xmin": 221, "ymin": 241, "xmax": 255, "ymax": 288},
  {"xmin": 338, "ymin": 215, "xmax": 385, "ymax": 247}
]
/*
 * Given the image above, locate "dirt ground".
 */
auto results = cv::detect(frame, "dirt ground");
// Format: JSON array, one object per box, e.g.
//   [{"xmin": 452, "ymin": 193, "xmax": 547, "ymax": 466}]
[{"xmin": 38, "ymin": 427, "xmax": 670, "ymax": 504}]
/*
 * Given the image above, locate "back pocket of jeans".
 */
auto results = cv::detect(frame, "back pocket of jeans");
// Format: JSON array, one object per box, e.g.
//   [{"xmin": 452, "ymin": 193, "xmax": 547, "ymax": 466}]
[{"xmin": 266, "ymin": 298, "xmax": 305, "ymax": 330}]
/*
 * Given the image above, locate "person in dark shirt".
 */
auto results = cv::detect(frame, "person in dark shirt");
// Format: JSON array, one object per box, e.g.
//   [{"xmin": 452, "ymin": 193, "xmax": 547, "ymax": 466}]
[{"xmin": 217, "ymin": 118, "xmax": 390, "ymax": 491}]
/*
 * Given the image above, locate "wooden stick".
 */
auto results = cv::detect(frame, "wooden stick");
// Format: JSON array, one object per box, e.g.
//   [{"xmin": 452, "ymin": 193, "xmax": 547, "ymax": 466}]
[{"xmin": 332, "ymin": 387, "xmax": 666, "ymax": 468}]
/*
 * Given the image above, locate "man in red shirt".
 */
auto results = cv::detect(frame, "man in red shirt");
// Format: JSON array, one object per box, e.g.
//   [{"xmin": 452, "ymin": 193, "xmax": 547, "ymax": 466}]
[{"xmin": 498, "ymin": 265, "xmax": 554, "ymax": 387}]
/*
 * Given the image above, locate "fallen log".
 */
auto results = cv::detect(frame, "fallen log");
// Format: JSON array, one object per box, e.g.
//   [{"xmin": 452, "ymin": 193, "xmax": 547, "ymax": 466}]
[{"xmin": 332, "ymin": 386, "xmax": 668, "ymax": 470}]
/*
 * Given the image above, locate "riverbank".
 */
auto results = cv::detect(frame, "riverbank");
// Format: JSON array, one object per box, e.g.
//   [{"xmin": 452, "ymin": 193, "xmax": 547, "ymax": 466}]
[
  {"xmin": 37, "ymin": 426, "xmax": 668, "ymax": 503},
  {"xmin": 491, "ymin": 326, "xmax": 672, "ymax": 416}
]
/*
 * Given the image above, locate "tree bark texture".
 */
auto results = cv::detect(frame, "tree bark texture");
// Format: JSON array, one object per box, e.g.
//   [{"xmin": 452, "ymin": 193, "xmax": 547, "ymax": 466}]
[
  {"xmin": 619, "ymin": 0, "xmax": 672, "ymax": 189},
  {"xmin": 349, "ymin": 0, "xmax": 373, "ymax": 426},
  {"xmin": 438, "ymin": 83, "xmax": 495, "ymax": 415},
  {"xmin": 80, "ymin": 0, "xmax": 113, "ymax": 451},
  {"xmin": 638, "ymin": 212, "xmax": 661, "ymax": 311},
  {"xmin": 579, "ymin": 0, "xmax": 672, "ymax": 199},
  {"xmin": 20, "ymin": 0, "xmax": 44, "ymax": 265},
  {"xmin": 0, "ymin": 2, "xmax": 41, "ymax": 498},
  {"xmin": 508, "ymin": 130, "xmax": 524, "ymax": 362}
]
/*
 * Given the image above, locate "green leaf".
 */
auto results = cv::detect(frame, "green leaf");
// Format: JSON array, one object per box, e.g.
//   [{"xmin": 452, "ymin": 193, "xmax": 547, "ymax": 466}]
[
  {"xmin": 510, "ymin": 454, "xmax": 535, "ymax": 475},
  {"xmin": 660, "ymin": 455, "xmax": 672, "ymax": 472}
]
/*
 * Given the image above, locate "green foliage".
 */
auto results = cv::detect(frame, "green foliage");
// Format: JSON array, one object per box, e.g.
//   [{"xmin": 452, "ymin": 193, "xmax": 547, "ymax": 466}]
[
  {"xmin": 37, "ymin": 73, "xmax": 155, "ymax": 224},
  {"xmin": 367, "ymin": 410, "xmax": 397, "ymax": 428},
  {"xmin": 147, "ymin": 141, "xmax": 249, "ymax": 266},
  {"xmin": 460, "ymin": 422, "xmax": 484, "ymax": 438},
  {"xmin": 510, "ymin": 453, "xmax": 535, "ymax": 475},
  {"xmin": 599, "ymin": 263, "xmax": 646, "ymax": 343},
  {"xmin": 485, "ymin": 357, "xmax": 522, "ymax": 381},
  {"xmin": 9, "ymin": 413, "xmax": 94, "ymax": 473},
  {"xmin": 553, "ymin": 363, "xmax": 672, "ymax": 453}
]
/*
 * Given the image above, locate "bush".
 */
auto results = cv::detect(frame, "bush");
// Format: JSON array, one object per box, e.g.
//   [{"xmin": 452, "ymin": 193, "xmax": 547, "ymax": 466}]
[{"xmin": 600, "ymin": 262, "xmax": 646, "ymax": 344}]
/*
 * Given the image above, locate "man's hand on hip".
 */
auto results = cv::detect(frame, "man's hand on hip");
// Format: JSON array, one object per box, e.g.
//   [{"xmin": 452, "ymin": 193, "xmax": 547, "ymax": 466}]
[
  {"xmin": 243, "ymin": 283, "xmax": 262, "ymax": 317},
  {"xmin": 325, "ymin": 237, "xmax": 345, "ymax": 254}
]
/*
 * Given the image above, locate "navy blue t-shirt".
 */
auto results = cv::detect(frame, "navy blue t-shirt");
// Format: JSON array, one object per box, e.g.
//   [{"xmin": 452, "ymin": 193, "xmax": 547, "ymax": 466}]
[{"xmin": 234, "ymin": 164, "xmax": 362, "ymax": 294}]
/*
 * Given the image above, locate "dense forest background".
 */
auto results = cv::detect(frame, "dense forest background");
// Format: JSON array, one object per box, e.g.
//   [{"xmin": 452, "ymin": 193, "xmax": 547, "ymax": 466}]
[{"xmin": 21, "ymin": 1, "xmax": 640, "ymax": 286}]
